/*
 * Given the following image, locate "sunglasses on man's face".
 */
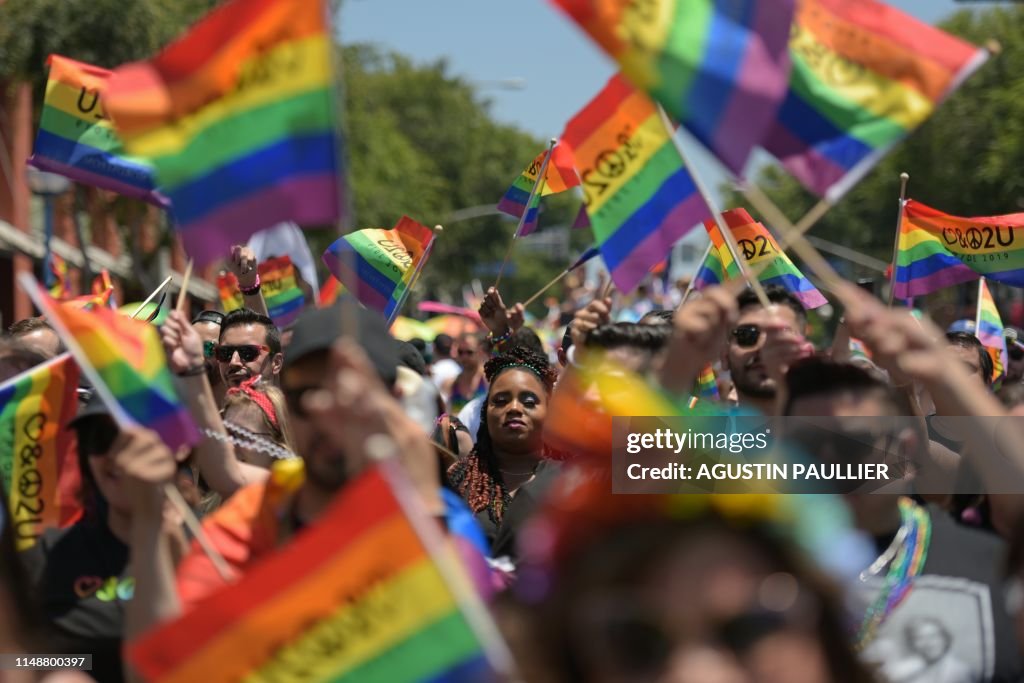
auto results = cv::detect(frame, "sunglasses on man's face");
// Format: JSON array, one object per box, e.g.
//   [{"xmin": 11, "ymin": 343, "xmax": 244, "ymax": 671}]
[
  {"xmin": 214, "ymin": 344, "xmax": 270, "ymax": 363},
  {"xmin": 731, "ymin": 324, "xmax": 763, "ymax": 348}
]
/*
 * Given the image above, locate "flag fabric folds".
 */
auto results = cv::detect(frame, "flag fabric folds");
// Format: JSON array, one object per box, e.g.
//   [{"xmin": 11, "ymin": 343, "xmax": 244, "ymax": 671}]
[
  {"xmin": 317, "ymin": 276, "xmax": 345, "ymax": 308},
  {"xmin": 104, "ymin": 0, "xmax": 344, "ymax": 267},
  {"xmin": 976, "ymin": 278, "xmax": 1007, "ymax": 386},
  {"xmin": 552, "ymin": 0, "xmax": 796, "ymax": 175},
  {"xmin": 762, "ymin": 0, "xmax": 987, "ymax": 201},
  {"xmin": 37, "ymin": 293, "xmax": 197, "ymax": 452},
  {"xmin": 128, "ymin": 466, "xmax": 491, "ymax": 682},
  {"xmin": 48, "ymin": 254, "xmax": 70, "ymax": 300},
  {"xmin": 693, "ymin": 208, "xmax": 827, "ymax": 309},
  {"xmin": 893, "ymin": 200, "xmax": 1024, "ymax": 299},
  {"xmin": 562, "ymin": 75, "xmax": 707, "ymax": 293},
  {"xmin": 0, "ymin": 355, "xmax": 83, "ymax": 551},
  {"xmin": 29, "ymin": 55, "xmax": 167, "ymax": 206},
  {"xmin": 218, "ymin": 256, "xmax": 306, "ymax": 328},
  {"xmin": 322, "ymin": 217, "xmax": 436, "ymax": 323},
  {"xmin": 496, "ymin": 144, "xmax": 580, "ymax": 236}
]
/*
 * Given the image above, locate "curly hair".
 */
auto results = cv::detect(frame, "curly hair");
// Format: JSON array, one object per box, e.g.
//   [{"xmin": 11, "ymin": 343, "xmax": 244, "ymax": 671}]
[{"xmin": 447, "ymin": 347, "xmax": 555, "ymax": 525}]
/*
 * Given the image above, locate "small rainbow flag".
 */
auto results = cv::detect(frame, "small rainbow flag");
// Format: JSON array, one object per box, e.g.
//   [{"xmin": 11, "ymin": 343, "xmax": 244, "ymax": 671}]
[
  {"xmin": 562, "ymin": 75, "xmax": 707, "ymax": 293},
  {"xmin": 693, "ymin": 208, "xmax": 827, "ymax": 309},
  {"xmin": 28, "ymin": 55, "xmax": 166, "ymax": 206},
  {"xmin": 317, "ymin": 275, "xmax": 345, "ymax": 308},
  {"xmin": 63, "ymin": 286, "xmax": 114, "ymax": 311},
  {"xmin": 0, "ymin": 354, "xmax": 82, "ymax": 551},
  {"xmin": 323, "ymin": 216, "xmax": 436, "ymax": 324},
  {"xmin": 552, "ymin": 0, "xmax": 795, "ymax": 175},
  {"xmin": 763, "ymin": 0, "xmax": 987, "ymax": 200},
  {"xmin": 34, "ymin": 288, "xmax": 197, "ymax": 452},
  {"xmin": 104, "ymin": 0, "xmax": 344, "ymax": 267},
  {"xmin": 496, "ymin": 144, "xmax": 580, "ymax": 237},
  {"xmin": 976, "ymin": 278, "xmax": 1007, "ymax": 386},
  {"xmin": 893, "ymin": 200, "xmax": 1024, "ymax": 298},
  {"xmin": 694, "ymin": 363, "xmax": 719, "ymax": 401},
  {"xmin": 128, "ymin": 465, "xmax": 492, "ymax": 682},
  {"xmin": 48, "ymin": 253, "xmax": 70, "ymax": 300},
  {"xmin": 219, "ymin": 256, "xmax": 306, "ymax": 327}
]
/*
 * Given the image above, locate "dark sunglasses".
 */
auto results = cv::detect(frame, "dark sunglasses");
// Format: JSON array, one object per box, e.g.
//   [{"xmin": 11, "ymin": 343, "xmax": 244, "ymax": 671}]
[
  {"xmin": 731, "ymin": 324, "xmax": 763, "ymax": 348},
  {"xmin": 1010, "ymin": 344, "xmax": 1024, "ymax": 362},
  {"xmin": 457, "ymin": 348, "xmax": 477, "ymax": 356},
  {"xmin": 214, "ymin": 344, "xmax": 270, "ymax": 363}
]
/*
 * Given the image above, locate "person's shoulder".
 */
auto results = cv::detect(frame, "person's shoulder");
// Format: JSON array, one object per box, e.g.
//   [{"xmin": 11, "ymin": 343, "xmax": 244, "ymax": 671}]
[{"xmin": 926, "ymin": 504, "xmax": 1006, "ymax": 572}]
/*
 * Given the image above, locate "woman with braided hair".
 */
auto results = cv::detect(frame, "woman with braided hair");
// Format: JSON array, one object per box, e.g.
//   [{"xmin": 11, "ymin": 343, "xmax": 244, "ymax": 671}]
[{"xmin": 448, "ymin": 346, "xmax": 561, "ymax": 560}]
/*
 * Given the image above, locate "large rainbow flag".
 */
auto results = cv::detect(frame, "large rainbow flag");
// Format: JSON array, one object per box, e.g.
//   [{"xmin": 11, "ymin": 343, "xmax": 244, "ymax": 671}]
[
  {"xmin": 29, "ymin": 55, "xmax": 166, "ymax": 206},
  {"xmin": 322, "ymin": 216, "xmax": 436, "ymax": 323},
  {"xmin": 34, "ymin": 289, "xmax": 197, "ymax": 452},
  {"xmin": 0, "ymin": 354, "xmax": 82, "ymax": 551},
  {"xmin": 128, "ymin": 465, "xmax": 491, "ymax": 682},
  {"xmin": 562, "ymin": 75, "xmax": 707, "ymax": 292},
  {"xmin": 893, "ymin": 200, "xmax": 1024, "ymax": 298},
  {"xmin": 218, "ymin": 256, "xmax": 306, "ymax": 328},
  {"xmin": 762, "ymin": 0, "xmax": 987, "ymax": 200},
  {"xmin": 693, "ymin": 208, "xmax": 827, "ymax": 309},
  {"xmin": 104, "ymin": 0, "xmax": 344, "ymax": 267},
  {"xmin": 552, "ymin": 0, "xmax": 795, "ymax": 175},
  {"xmin": 496, "ymin": 143, "xmax": 580, "ymax": 236},
  {"xmin": 976, "ymin": 278, "xmax": 1007, "ymax": 386}
]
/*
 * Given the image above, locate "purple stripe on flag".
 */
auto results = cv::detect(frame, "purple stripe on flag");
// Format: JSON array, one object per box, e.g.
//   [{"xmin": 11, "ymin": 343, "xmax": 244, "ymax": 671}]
[
  {"xmin": 28, "ymin": 155, "xmax": 170, "ymax": 207},
  {"xmin": 608, "ymin": 193, "xmax": 705, "ymax": 292},
  {"xmin": 711, "ymin": 0, "xmax": 795, "ymax": 174},
  {"xmin": 180, "ymin": 175, "xmax": 339, "ymax": 267},
  {"xmin": 892, "ymin": 266, "xmax": 979, "ymax": 299},
  {"xmin": 147, "ymin": 407, "xmax": 199, "ymax": 454},
  {"xmin": 497, "ymin": 195, "xmax": 527, "ymax": 217},
  {"xmin": 763, "ymin": 126, "xmax": 847, "ymax": 197}
]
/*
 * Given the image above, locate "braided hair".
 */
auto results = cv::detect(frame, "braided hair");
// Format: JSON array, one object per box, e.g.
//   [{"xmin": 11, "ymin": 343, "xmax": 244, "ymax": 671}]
[{"xmin": 447, "ymin": 347, "xmax": 557, "ymax": 525}]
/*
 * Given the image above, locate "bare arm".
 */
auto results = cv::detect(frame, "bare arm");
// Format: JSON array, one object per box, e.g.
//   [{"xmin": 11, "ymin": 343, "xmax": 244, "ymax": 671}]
[{"xmin": 228, "ymin": 245, "xmax": 269, "ymax": 317}]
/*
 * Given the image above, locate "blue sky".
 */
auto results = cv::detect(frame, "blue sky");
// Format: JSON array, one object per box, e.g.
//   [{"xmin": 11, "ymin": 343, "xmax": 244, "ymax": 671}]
[{"xmin": 341, "ymin": 0, "xmax": 966, "ymax": 139}]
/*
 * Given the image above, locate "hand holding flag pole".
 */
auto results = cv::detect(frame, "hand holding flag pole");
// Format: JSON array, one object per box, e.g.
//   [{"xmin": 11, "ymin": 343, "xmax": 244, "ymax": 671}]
[
  {"xmin": 494, "ymin": 138, "xmax": 557, "ymax": 290},
  {"xmin": 887, "ymin": 173, "xmax": 911, "ymax": 306}
]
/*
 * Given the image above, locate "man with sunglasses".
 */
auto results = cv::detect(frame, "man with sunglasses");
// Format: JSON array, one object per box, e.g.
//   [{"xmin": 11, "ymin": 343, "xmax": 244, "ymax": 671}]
[{"xmin": 216, "ymin": 308, "xmax": 283, "ymax": 389}]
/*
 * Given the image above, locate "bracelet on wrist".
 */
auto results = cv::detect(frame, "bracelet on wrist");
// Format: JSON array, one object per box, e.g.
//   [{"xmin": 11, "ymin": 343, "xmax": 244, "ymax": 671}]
[
  {"xmin": 487, "ymin": 328, "xmax": 513, "ymax": 352},
  {"xmin": 176, "ymin": 363, "xmax": 207, "ymax": 377},
  {"xmin": 239, "ymin": 274, "xmax": 261, "ymax": 296}
]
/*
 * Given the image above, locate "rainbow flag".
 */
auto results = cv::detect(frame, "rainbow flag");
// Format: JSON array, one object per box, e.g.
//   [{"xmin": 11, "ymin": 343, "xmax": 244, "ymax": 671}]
[
  {"xmin": 0, "ymin": 354, "xmax": 83, "ymax": 551},
  {"xmin": 694, "ymin": 363, "xmax": 719, "ymax": 400},
  {"xmin": 893, "ymin": 200, "xmax": 1024, "ymax": 298},
  {"xmin": 28, "ymin": 55, "xmax": 166, "ymax": 206},
  {"xmin": 104, "ymin": 0, "xmax": 344, "ymax": 268},
  {"xmin": 219, "ymin": 256, "xmax": 306, "ymax": 327},
  {"xmin": 317, "ymin": 275, "xmax": 345, "ymax": 308},
  {"xmin": 322, "ymin": 216, "xmax": 435, "ymax": 323},
  {"xmin": 497, "ymin": 144, "xmax": 580, "ymax": 236},
  {"xmin": 128, "ymin": 465, "xmax": 491, "ymax": 682},
  {"xmin": 62, "ymin": 286, "xmax": 114, "ymax": 311},
  {"xmin": 763, "ymin": 0, "xmax": 987, "ymax": 200},
  {"xmin": 35, "ymin": 291, "xmax": 197, "ymax": 452},
  {"xmin": 48, "ymin": 253, "xmax": 70, "ymax": 299},
  {"xmin": 562, "ymin": 75, "xmax": 707, "ymax": 293},
  {"xmin": 692, "ymin": 208, "xmax": 827, "ymax": 309},
  {"xmin": 552, "ymin": 0, "xmax": 795, "ymax": 175},
  {"xmin": 90, "ymin": 270, "xmax": 116, "ymax": 309},
  {"xmin": 976, "ymin": 278, "xmax": 1007, "ymax": 386}
]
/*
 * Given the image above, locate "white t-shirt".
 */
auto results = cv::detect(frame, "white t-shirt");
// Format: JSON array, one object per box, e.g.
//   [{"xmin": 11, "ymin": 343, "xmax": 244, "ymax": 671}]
[
  {"xmin": 432, "ymin": 358, "xmax": 461, "ymax": 399},
  {"xmin": 457, "ymin": 395, "xmax": 484, "ymax": 441}
]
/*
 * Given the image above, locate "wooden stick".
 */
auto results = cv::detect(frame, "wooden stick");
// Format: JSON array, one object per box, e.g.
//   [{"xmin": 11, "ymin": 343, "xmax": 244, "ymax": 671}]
[
  {"xmin": 388, "ymin": 225, "xmax": 443, "ymax": 326},
  {"xmin": 975, "ymin": 277, "xmax": 985, "ymax": 339},
  {"xmin": 657, "ymin": 106, "xmax": 772, "ymax": 309},
  {"xmin": 887, "ymin": 173, "xmax": 911, "ymax": 306},
  {"xmin": 494, "ymin": 137, "xmax": 557, "ymax": 290},
  {"xmin": 129, "ymin": 275, "xmax": 173, "ymax": 320},
  {"xmin": 600, "ymin": 277, "xmax": 615, "ymax": 301},
  {"xmin": 523, "ymin": 269, "xmax": 571, "ymax": 308},
  {"xmin": 163, "ymin": 483, "xmax": 233, "ymax": 582},
  {"xmin": 681, "ymin": 241, "xmax": 714, "ymax": 304},
  {"xmin": 176, "ymin": 260, "xmax": 193, "ymax": 313}
]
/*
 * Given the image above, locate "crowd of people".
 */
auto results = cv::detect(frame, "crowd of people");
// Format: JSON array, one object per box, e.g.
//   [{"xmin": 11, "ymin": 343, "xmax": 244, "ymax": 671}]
[{"xmin": 4, "ymin": 243, "xmax": 1024, "ymax": 683}]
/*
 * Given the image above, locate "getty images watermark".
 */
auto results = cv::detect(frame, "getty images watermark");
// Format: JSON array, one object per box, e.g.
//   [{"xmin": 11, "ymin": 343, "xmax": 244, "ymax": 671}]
[{"xmin": 612, "ymin": 416, "xmax": 1024, "ymax": 496}]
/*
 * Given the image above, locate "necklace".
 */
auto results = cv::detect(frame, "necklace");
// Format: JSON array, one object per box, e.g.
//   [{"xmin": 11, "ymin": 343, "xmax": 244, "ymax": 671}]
[
  {"xmin": 499, "ymin": 466, "xmax": 537, "ymax": 476},
  {"xmin": 855, "ymin": 497, "xmax": 931, "ymax": 649}
]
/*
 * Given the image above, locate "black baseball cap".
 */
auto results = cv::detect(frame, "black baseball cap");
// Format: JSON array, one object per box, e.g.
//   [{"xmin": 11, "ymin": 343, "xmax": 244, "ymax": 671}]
[
  {"xmin": 283, "ymin": 304, "xmax": 400, "ymax": 388},
  {"xmin": 192, "ymin": 310, "xmax": 225, "ymax": 326}
]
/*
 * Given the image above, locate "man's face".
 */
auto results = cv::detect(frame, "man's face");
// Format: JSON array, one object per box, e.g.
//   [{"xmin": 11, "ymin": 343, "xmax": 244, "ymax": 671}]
[
  {"xmin": 282, "ymin": 352, "xmax": 350, "ymax": 492},
  {"xmin": 218, "ymin": 324, "xmax": 280, "ymax": 388},
  {"xmin": 725, "ymin": 305, "xmax": 802, "ymax": 400},
  {"xmin": 17, "ymin": 328, "xmax": 60, "ymax": 358},
  {"xmin": 947, "ymin": 344, "xmax": 987, "ymax": 388}
]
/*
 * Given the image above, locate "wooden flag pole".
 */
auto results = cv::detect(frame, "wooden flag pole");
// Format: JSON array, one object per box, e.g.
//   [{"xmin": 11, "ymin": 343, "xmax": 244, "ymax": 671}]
[
  {"xmin": 175, "ymin": 260, "xmax": 193, "ymax": 313},
  {"xmin": 387, "ymin": 225, "xmax": 442, "ymax": 326},
  {"xmin": 975, "ymin": 277, "xmax": 985, "ymax": 338},
  {"xmin": 129, "ymin": 275, "xmax": 173, "ymax": 319},
  {"xmin": 680, "ymin": 241, "xmax": 714, "ymax": 304},
  {"xmin": 494, "ymin": 137, "xmax": 557, "ymax": 290},
  {"xmin": 886, "ymin": 173, "xmax": 911, "ymax": 306},
  {"xmin": 523, "ymin": 269, "xmax": 572, "ymax": 308},
  {"xmin": 657, "ymin": 105, "xmax": 772, "ymax": 309},
  {"xmin": 17, "ymin": 272, "xmax": 233, "ymax": 582}
]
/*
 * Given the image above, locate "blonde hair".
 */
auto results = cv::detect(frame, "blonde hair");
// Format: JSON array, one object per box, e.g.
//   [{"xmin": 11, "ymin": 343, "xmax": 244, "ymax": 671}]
[{"xmin": 221, "ymin": 381, "xmax": 296, "ymax": 455}]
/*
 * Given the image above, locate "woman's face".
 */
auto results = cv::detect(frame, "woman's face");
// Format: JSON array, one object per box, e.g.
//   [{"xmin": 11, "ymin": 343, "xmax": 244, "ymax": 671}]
[
  {"xmin": 223, "ymin": 401, "xmax": 278, "ymax": 469},
  {"xmin": 485, "ymin": 368, "xmax": 547, "ymax": 454}
]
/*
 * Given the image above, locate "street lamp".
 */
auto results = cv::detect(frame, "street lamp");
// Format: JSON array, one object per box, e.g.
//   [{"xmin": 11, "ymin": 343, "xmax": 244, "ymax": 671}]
[{"xmin": 26, "ymin": 168, "xmax": 72, "ymax": 290}]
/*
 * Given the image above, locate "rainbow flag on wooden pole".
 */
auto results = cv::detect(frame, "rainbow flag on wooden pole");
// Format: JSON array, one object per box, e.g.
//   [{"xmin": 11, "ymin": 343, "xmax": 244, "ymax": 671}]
[
  {"xmin": 128, "ymin": 461, "xmax": 515, "ymax": 682},
  {"xmin": 0, "ymin": 353, "xmax": 82, "ymax": 551},
  {"xmin": 975, "ymin": 277, "xmax": 1007, "ymax": 387},
  {"xmin": 496, "ymin": 143, "xmax": 580, "ymax": 236},
  {"xmin": 104, "ymin": 0, "xmax": 344, "ymax": 267}
]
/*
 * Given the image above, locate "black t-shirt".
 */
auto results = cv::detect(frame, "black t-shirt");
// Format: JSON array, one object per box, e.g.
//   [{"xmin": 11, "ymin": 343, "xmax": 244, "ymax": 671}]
[
  {"xmin": 20, "ymin": 518, "xmax": 131, "ymax": 683},
  {"xmin": 858, "ymin": 505, "xmax": 1021, "ymax": 682}
]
